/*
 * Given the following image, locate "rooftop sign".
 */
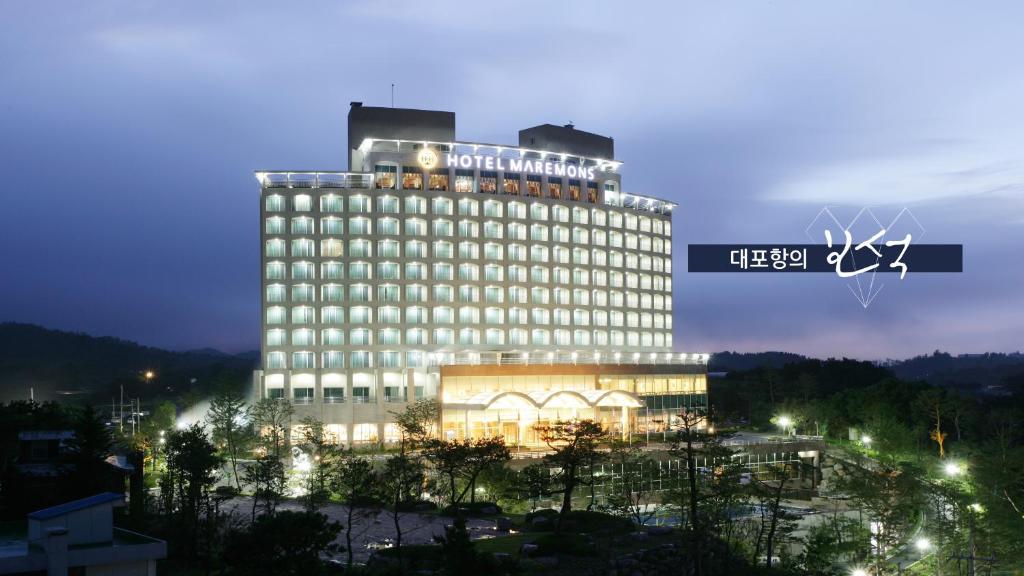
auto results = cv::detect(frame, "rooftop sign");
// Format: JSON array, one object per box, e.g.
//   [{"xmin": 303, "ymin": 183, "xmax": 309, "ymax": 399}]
[{"xmin": 443, "ymin": 153, "xmax": 596, "ymax": 180}]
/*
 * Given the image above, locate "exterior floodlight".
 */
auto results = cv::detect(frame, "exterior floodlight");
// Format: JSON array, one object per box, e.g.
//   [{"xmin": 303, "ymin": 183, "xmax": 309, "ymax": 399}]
[
  {"xmin": 777, "ymin": 416, "xmax": 793, "ymax": 429},
  {"xmin": 851, "ymin": 569, "xmax": 868, "ymax": 576},
  {"xmin": 914, "ymin": 537, "xmax": 931, "ymax": 552},
  {"xmin": 944, "ymin": 462, "xmax": 962, "ymax": 477},
  {"xmin": 861, "ymin": 435, "xmax": 872, "ymax": 446}
]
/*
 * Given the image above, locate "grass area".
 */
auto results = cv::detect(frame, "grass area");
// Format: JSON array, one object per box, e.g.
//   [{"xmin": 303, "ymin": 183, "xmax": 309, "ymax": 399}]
[{"xmin": 474, "ymin": 533, "xmax": 535, "ymax": 555}]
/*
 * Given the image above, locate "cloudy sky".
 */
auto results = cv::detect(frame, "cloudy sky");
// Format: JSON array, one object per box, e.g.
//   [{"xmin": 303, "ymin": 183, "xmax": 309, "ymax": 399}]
[{"xmin": 2, "ymin": 1, "xmax": 1022, "ymax": 359}]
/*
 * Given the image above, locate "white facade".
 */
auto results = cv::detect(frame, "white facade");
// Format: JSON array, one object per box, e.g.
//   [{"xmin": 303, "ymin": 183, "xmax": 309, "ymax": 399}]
[{"xmin": 256, "ymin": 132, "xmax": 684, "ymax": 443}]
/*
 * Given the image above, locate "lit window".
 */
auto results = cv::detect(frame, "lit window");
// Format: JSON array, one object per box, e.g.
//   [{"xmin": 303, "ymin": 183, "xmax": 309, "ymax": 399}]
[
  {"xmin": 266, "ymin": 306, "xmax": 285, "ymax": 325},
  {"xmin": 321, "ymin": 261, "xmax": 343, "ymax": 280},
  {"xmin": 321, "ymin": 217, "xmax": 343, "ymax": 235},
  {"xmin": 378, "ymin": 217, "xmax": 399, "ymax": 235},
  {"xmin": 350, "ymin": 328, "xmax": 372, "ymax": 345},
  {"xmin": 265, "ymin": 217, "xmax": 285, "ymax": 234},
  {"xmin": 553, "ymin": 205, "xmax": 569, "ymax": 222},
  {"xmin": 266, "ymin": 284, "xmax": 285, "ymax": 303},
  {"xmin": 291, "ymin": 328, "xmax": 315, "ymax": 346},
  {"xmin": 266, "ymin": 352, "xmax": 286, "ymax": 369},
  {"xmin": 531, "ymin": 329, "xmax": 550, "ymax": 345},
  {"xmin": 530, "ymin": 203, "xmax": 547, "ymax": 220},
  {"xmin": 348, "ymin": 217, "xmax": 371, "ymax": 235},
  {"xmin": 379, "ymin": 306, "xmax": 400, "ymax": 323},
  {"xmin": 374, "ymin": 165, "xmax": 396, "ymax": 189},
  {"xmin": 479, "ymin": 171, "xmax": 497, "ymax": 194},
  {"xmin": 432, "ymin": 285, "xmax": 453, "ymax": 302},
  {"xmin": 548, "ymin": 177, "xmax": 562, "ymax": 199},
  {"xmin": 291, "ymin": 216, "xmax": 313, "ymax": 234},
  {"xmin": 401, "ymin": 167, "xmax": 423, "ymax": 190},
  {"xmin": 454, "ymin": 170, "xmax": 474, "ymax": 193},
  {"xmin": 405, "ymin": 285, "xmax": 426, "ymax": 303},
  {"xmin": 266, "ymin": 329, "xmax": 285, "ymax": 346},
  {"xmin": 458, "ymin": 198, "xmax": 479, "ymax": 216},
  {"xmin": 350, "ymin": 351, "xmax": 372, "ymax": 368},
  {"xmin": 293, "ymin": 195, "xmax": 312, "ymax": 212},
  {"xmin": 433, "ymin": 306, "xmax": 453, "ymax": 323},
  {"xmin": 527, "ymin": 175, "xmax": 542, "ymax": 197},
  {"xmin": 508, "ymin": 201, "xmax": 526, "ymax": 219},
  {"xmin": 429, "ymin": 170, "xmax": 449, "ymax": 192},
  {"xmin": 291, "ymin": 306, "xmax": 314, "ymax": 324},
  {"xmin": 320, "ymin": 195, "xmax": 343, "ymax": 213},
  {"xmin": 323, "ymin": 352, "xmax": 345, "ymax": 369},
  {"xmin": 433, "ymin": 263, "xmax": 453, "ymax": 281},
  {"xmin": 265, "ymin": 239, "xmax": 285, "ymax": 257},
  {"xmin": 433, "ymin": 328, "xmax": 453, "ymax": 345},
  {"xmin": 265, "ymin": 195, "xmax": 285, "ymax": 212},
  {"xmin": 484, "ymin": 265, "xmax": 503, "ymax": 282},
  {"xmin": 291, "ymin": 261, "xmax": 314, "ymax": 280},
  {"xmin": 433, "ymin": 219, "xmax": 453, "ymax": 237},
  {"xmin": 348, "ymin": 262, "xmax": 371, "ymax": 280},
  {"xmin": 291, "ymin": 284, "xmax": 314, "ymax": 302},
  {"xmin": 349, "ymin": 306, "xmax": 372, "ymax": 324},
  {"xmin": 322, "ymin": 328, "xmax": 343, "ymax": 346},
  {"xmin": 377, "ymin": 240, "xmax": 400, "ymax": 258},
  {"xmin": 377, "ymin": 262, "xmax": 400, "ymax": 280},
  {"xmin": 322, "ymin": 306, "xmax": 344, "ymax": 324},
  {"xmin": 504, "ymin": 173, "xmax": 521, "ymax": 195},
  {"xmin": 405, "ymin": 196, "xmax": 426, "ymax": 214}
]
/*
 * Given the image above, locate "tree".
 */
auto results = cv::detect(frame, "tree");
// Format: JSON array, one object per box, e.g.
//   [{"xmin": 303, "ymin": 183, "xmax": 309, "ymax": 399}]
[
  {"xmin": 223, "ymin": 510, "xmax": 341, "ymax": 576},
  {"xmin": 207, "ymin": 388, "xmax": 250, "ymax": 490},
  {"xmin": 751, "ymin": 462, "xmax": 799, "ymax": 567},
  {"xmin": 535, "ymin": 419, "xmax": 606, "ymax": 530},
  {"xmin": 251, "ymin": 398, "xmax": 294, "ymax": 458},
  {"xmin": 667, "ymin": 409, "xmax": 712, "ymax": 576},
  {"xmin": 67, "ymin": 404, "xmax": 114, "ymax": 499},
  {"xmin": 392, "ymin": 398, "xmax": 440, "ymax": 449},
  {"xmin": 161, "ymin": 423, "xmax": 223, "ymax": 561},
  {"xmin": 330, "ymin": 451, "xmax": 380, "ymax": 569},
  {"xmin": 515, "ymin": 463, "xmax": 554, "ymax": 512},
  {"xmin": 604, "ymin": 440, "xmax": 660, "ymax": 528},
  {"xmin": 297, "ymin": 416, "xmax": 338, "ymax": 511},
  {"xmin": 242, "ymin": 454, "xmax": 286, "ymax": 521},
  {"xmin": 422, "ymin": 436, "xmax": 511, "ymax": 511},
  {"xmin": 380, "ymin": 452, "xmax": 425, "ymax": 571},
  {"xmin": 917, "ymin": 388, "xmax": 949, "ymax": 459}
]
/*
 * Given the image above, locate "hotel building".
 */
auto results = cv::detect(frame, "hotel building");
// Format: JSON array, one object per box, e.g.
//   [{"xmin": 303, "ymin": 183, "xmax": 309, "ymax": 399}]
[{"xmin": 255, "ymin": 104, "xmax": 707, "ymax": 446}]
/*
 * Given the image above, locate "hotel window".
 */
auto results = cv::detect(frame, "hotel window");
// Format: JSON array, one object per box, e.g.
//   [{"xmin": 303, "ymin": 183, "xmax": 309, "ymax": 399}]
[
  {"xmin": 593, "ymin": 310, "xmax": 608, "ymax": 326},
  {"xmin": 320, "ymin": 239, "xmax": 343, "ymax": 257},
  {"xmin": 573, "ymin": 309, "xmax": 590, "ymax": 326},
  {"xmin": 530, "ymin": 245, "xmax": 548, "ymax": 263},
  {"xmin": 509, "ymin": 287, "xmax": 527, "ymax": 304},
  {"xmin": 458, "ymin": 263, "xmax": 479, "ymax": 281},
  {"xmin": 531, "ymin": 287, "xmax": 549, "ymax": 305},
  {"xmin": 433, "ymin": 263, "xmax": 453, "ymax": 281},
  {"xmin": 554, "ymin": 330, "xmax": 570, "ymax": 346},
  {"xmin": 508, "ymin": 201, "xmax": 526, "ymax": 219},
  {"xmin": 349, "ymin": 284, "xmax": 371, "ymax": 302},
  {"xmin": 350, "ymin": 307, "xmax": 372, "ymax": 324},
  {"xmin": 378, "ymin": 284, "xmax": 401, "ymax": 302},
  {"xmin": 459, "ymin": 328, "xmax": 480, "ymax": 345},
  {"xmin": 457, "ymin": 221, "xmax": 478, "ymax": 238},
  {"xmin": 485, "ymin": 307, "xmax": 504, "ymax": 324},
  {"xmin": 553, "ymin": 205, "xmax": 569, "ymax": 223},
  {"xmin": 379, "ymin": 351, "xmax": 402, "ymax": 369},
  {"xmin": 379, "ymin": 306, "xmax": 400, "ymax": 324},
  {"xmin": 266, "ymin": 352, "xmax": 286, "ymax": 369},
  {"xmin": 375, "ymin": 165, "xmax": 397, "ymax": 189},
  {"xmin": 378, "ymin": 217, "xmax": 399, "ymax": 235},
  {"xmin": 405, "ymin": 260, "xmax": 426, "ymax": 280},
  {"xmin": 291, "ymin": 328, "xmax": 315, "ymax": 346},
  {"xmin": 593, "ymin": 229, "xmax": 606, "ymax": 246},
  {"xmin": 291, "ymin": 216, "xmax": 313, "ymax": 234},
  {"xmin": 432, "ymin": 241, "xmax": 453, "ymax": 260},
  {"xmin": 574, "ymin": 330, "xmax": 590, "ymax": 345},
  {"xmin": 459, "ymin": 306, "xmax": 479, "ymax": 323},
  {"xmin": 433, "ymin": 328, "xmax": 453, "ymax": 345},
  {"xmin": 652, "ymin": 219, "xmax": 664, "ymax": 235},
  {"xmin": 323, "ymin": 386, "xmax": 345, "ymax": 404},
  {"xmin": 593, "ymin": 330, "xmax": 608, "ymax": 346},
  {"xmin": 626, "ymin": 292, "xmax": 639, "ymax": 308},
  {"xmin": 573, "ymin": 248, "xmax": 589, "ymax": 265},
  {"xmin": 569, "ymin": 180, "xmax": 582, "ymax": 202},
  {"xmin": 640, "ymin": 256, "xmax": 652, "ymax": 271},
  {"xmin": 626, "ymin": 272, "xmax": 639, "ymax": 289},
  {"xmin": 405, "ymin": 196, "xmax": 426, "ymax": 214},
  {"xmin": 266, "ymin": 328, "xmax": 285, "ymax": 346},
  {"xmin": 322, "ymin": 328, "xmax": 343, "ymax": 346},
  {"xmin": 433, "ymin": 285, "xmax": 453, "ymax": 302},
  {"xmin": 399, "ymin": 281, "xmax": 423, "ymax": 301},
  {"xmin": 508, "ymin": 265, "xmax": 526, "ymax": 282},
  {"xmin": 572, "ymin": 206, "xmax": 588, "ymax": 224},
  {"xmin": 610, "ymin": 212, "xmax": 623, "ymax": 228},
  {"xmin": 593, "ymin": 270, "xmax": 607, "ymax": 286},
  {"xmin": 483, "ymin": 221, "xmax": 503, "ymax": 239},
  {"xmin": 587, "ymin": 182, "xmax": 599, "ymax": 203},
  {"xmin": 321, "ymin": 217, "xmax": 343, "ymax": 235},
  {"xmin": 293, "ymin": 195, "xmax": 312, "ymax": 212},
  {"xmin": 652, "ymin": 238, "xmax": 663, "ymax": 254},
  {"xmin": 573, "ymin": 288, "xmax": 589, "ymax": 306},
  {"xmin": 627, "ymin": 332, "xmax": 641, "ymax": 347},
  {"xmin": 377, "ymin": 262, "xmax": 400, "ymax": 280},
  {"xmin": 405, "ymin": 218, "xmax": 427, "ymax": 236},
  {"xmin": 265, "ymin": 239, "xmax": 285, "ymax": 257},
  {"xmin": 610, "ymin": 311, "xmax": 624, "ymax": 327},
  {"xmin": 640, "ymin": 274, "xmax": 652, "ymax": 290},
  {"xmin": 291, "ymin": 261, "xmax": 314, "ymax": 280},
  {"xmin": 433, "ymin": 306, "xmax": 454, "ymax": 323},
  {"xmin": 432, "ymin": 219, "xmax": 453, "ymax": 237},
  {"xmin": 609, "ymin": 251, "xmax": 623, "ymax": 267},
  {"xmin": 503, "ymin": 173, "xmax": 521, "ymax": 195},
  {"xmin": 572, "ymin": 227, "xmax": 589, "ymax": 244},
  {"xmin": 483, "ymin": 243, "xmax": 503, "ymax": 260},
  {"xmin": 454, "ymin": 169, "xmax": 474, "ymax": 193},
  {"xmin": 527, "ymin": 175, "xmax": 542, "ymax": 197},
  {"xmin": 266, "ymin": 284, "xmax": 285, "ymax": 303},
  {"xmin": 406, "ymin": 306, "xmax": 427, "ymax": 324},
  {"xmin": 592, "ymin": 209, "xmax": 606, "ymax": 226},
  {"xmin": 378, "ymin": 196, "xmax": 400, "ymax": 214},
  {"xmin": 639, "ymin": 216, "xmax": 652, "ymax": 233},
  {"xmin": 484, "ymin": 265, "xmax": 503, "ymax": 282},
  {"xmin": 610, "ymin": 330, "xmax": 625, "ymax": 346},
  {"xmin": 349, "ymin": 195, "xmax": 371, "ymax": 213},
  {"xmin": 483, "ymin": 200, "xmax": 502, "ymax": 218},
  {"xmin": 611, "ymin": 290, "xmax": 624, "ymax": 307},
  {"xmin": 479, "ymin": 171, "xmax": 497, "ymax": 193},
  {"xmin": 551, "ymin": 267, "xmax": 568, "ymax": 284},
  {"xmin": 350, "ymin": 351, "xmax": 372, "ymax": 368},
  {"xmin": 548, "ymin": 177, "xmax": 562, "ymax": 199},
  {"xmin": 349, "ymin": 239, "xmax": 371, "ymax": 258},
  {"xmin": 406, "ymin": 328, "xmax": 426, "ymax": 345},
  {"xmin": 639, "ymin": 235, "xmax": 652, "ymax": 251},
  {"xmin": 291, "ymin": 306, "xmax": 314, "ymax": 324},
  {"xmin": 349, "ymin": 217, "xmax": 371, "ymax": 235},
  {"xmin": 321, "ymin": 261, "xmax": 343, "ymax": 280},
  {"xmin": 609, "ymin": 232, "xmax": 623, "ymax": 248},
  {"xmin": 531, "ymin": 329, "xmax": 550, "ymax": 345},
  {"xmin": 509, "ymin": 307, "xmax": 527, "ymax": 324},
  {"xmin": 509, "ymin": 328, "xmax": 527, "ymax": 345},
  {"xmin": 348, "ymin": 262, "xmax": 371, "ymax": 280},
  {"xmin": 429, "ymin": 169, "xmax": 449, "ymax": 191},
  {"xmin": 401, "ymin": 167, "xmax": 423, "ymax": 190},
  {"xmin": 291, "ymin": 239, "xmax": 314, "ymax": 257},
  {"xmin": 405, "ymin": 240, "xmax": 426, "ymax": 258},
  {"xmin": 664, "ymin": 221, "xmax": 672, "ymax": 236},
  {"xmin": 377, "ymin": 240, "xmax": 400, "ymax": 258},
  {"xmin": 265, "ymin": 194, "xmax": 285, "ymax": 212},
  {"xmin": 531, "ymin": 224, "xmax": 548, "ymax": 241},
  {"xmin": 625, "ymin": 213, "xmax": 638, "ymax": 230},
  {"xmin": 485, "ymin": 284, "xmax": 505, "ymax": 303},
  {"xmin": 321, "ymin": 194, "xmax": 343, "ymax": 213},
  {"xmin": 553, "ymin": 309, "xmax": 569, "ymax": 325},
  {"xmin": 530, "ymin": 203, "xmax": 547, "ymax": 220},
  {"xmin": 501, "ymin": 225, "xmax": 521, "ymax": 243},
  {"xmin": 266, "ymin": 306, "xmax": 285, "ymax": 325},
  {"xmin": 265, "ymin": 217, "xmax": 285, "ymax": 235},
  {"xmin": 553, "ymin": 287, "xmax": 569, "ymax": 305},
  {"xmin": 593, "ymin": 289, "xmax": 608, "ymax": 306},
  {"xmin": 625, "ymin": 254, "xmax": 639, "ymax": 269},
  {"xmin": 323, "ymin": 352, "xmax": 345, "ymax": 369},
  {"xmin": 458, "ymin": 198, "xmax": 479, "ymax": 216},
  {"xmin": 485, "ymin": 328, "xmax": 505, "ymax": 345},
  {"xmin": 291, "ymin": 284, "xmax": 314, "ymax": 302},
  {"xmin": 458, "ymin": 285, "xmax": 479, "ymax": 302}
]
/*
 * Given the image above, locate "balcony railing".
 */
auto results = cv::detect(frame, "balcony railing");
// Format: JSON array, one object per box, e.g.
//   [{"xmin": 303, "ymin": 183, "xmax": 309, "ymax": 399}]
[
  {"xmin": 256, "ymin": 171, "xmax": 374, "ymax": 189},
  {"xmin": 351, "ymin": 396, "xmax": 374, "ymax": 404},
  {"xmin": 425, "ymin": 351, "xmax": 710, "ymax": 368},
  {"xmin": 323, "ymin": 396, "xmax": 345, "ymax": 404}
]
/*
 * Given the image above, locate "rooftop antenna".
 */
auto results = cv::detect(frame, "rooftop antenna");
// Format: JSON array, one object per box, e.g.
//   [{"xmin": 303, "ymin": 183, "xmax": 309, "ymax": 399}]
[{"xmin": 391, "ymin": 83, "xmax": 395, "ymax": 108}]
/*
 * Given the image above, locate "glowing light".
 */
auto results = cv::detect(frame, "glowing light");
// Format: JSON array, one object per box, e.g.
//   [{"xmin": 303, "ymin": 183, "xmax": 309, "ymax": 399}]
[
  {"xmin": 851, "ymin": 569, "xmax": 868, "ymax": 576},
  {"xmin": 777, "ymin": 416, "xmax": 793, "ymax": 429},
  {"xmin": 914, "ymin": 537, "xmax": 931, "ymax": 552},
  {"xmin": 144, "ymin": 371, "xmax": 155, "ymax": 380},
  {"xmin": 861, "ymin": 435, "xmax": 872, "ymax": 446},
  {"xmin": 944, "ymin": 462, "xmax": 963, "ymax": 477}
]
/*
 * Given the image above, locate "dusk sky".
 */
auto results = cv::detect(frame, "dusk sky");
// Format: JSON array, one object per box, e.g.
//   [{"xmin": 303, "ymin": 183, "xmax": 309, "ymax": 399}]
[{"xmin": 2, "ymin": 2, "xmax": 1022, "ymax": 359}]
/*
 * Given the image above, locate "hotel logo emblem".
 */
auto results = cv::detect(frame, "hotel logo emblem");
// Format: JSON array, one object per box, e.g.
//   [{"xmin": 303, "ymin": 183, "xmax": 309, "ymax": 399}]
[{"xmin": 417, "ymin": 147, "xmax": 439, "ymax": 169}]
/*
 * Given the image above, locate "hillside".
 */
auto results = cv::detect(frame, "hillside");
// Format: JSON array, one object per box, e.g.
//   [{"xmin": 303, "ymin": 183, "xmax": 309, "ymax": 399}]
[{"xmin": 0, "ymin": 323, "xmax": 257, "ymax": 404}]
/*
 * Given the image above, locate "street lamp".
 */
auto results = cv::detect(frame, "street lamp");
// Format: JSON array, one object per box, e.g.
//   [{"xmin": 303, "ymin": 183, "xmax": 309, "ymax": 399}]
[
  {"xmin": 861, "ymin": 435, "xmax": 872, "ymax": 446},
  {"xmin": 851, "ymin": 568, "xmax": 868, "ymax": 576},
  {"xmin": 914, "ymin": 537, "xmax": 931, "ymax": 552},
  {"xmin": 943, "ymin": 462, "xmax": 963, "ymax": 477},
  {"xmin": 777, "ymin": 415, "xmax": 793, "ymax": 436},
  {"xmin": 144, "ymin": 370, "xmax": 155, "ymax": 381}
]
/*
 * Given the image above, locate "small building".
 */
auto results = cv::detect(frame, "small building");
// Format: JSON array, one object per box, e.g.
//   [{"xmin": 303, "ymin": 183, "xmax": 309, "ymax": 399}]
[{"xmin": 0, "ymin": 492, "xmax": 166, "ymax": 576}]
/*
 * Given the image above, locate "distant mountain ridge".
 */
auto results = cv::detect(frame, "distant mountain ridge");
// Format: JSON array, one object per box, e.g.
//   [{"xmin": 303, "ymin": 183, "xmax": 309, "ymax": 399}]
[{"xmin": 0, "ymin": 322, "xmax": 257, "ymax": 403}]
